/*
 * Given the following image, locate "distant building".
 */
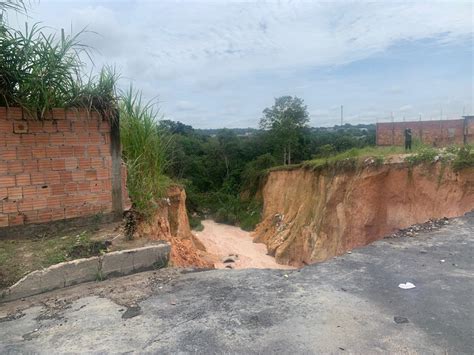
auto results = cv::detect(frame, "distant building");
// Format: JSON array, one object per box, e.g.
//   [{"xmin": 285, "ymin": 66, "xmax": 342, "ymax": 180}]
[{"xmin": 376, "ymin": 116, "xmax": 474, "ymax": 147}]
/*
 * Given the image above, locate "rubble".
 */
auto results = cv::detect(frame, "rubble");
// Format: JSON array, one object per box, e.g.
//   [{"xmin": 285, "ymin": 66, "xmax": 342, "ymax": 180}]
[{"xmin": 385, "ymin": 217, "xmax": 450, "ymax": 239}]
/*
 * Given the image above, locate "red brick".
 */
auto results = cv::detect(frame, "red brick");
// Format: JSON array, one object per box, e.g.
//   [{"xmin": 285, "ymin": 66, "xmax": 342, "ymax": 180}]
[
  {"xmin": 8, "ymin": 213, "xmax": 24, "ymax": 226},
  {"xmin": 0, "ymin": 213, "xmax": 8, "ymax": 227},
  {"xmin": 43, "ymin": 120, "xmax": 57, "ymax": 133},
  {"xmin": 7, "ymin": 107, "xmax": 23, "ymax": 120},
  {"xmin": 85, "ymin": 169, "xmax": 97, "ymax": 180},
  {"xmin": 77, "ymin": 181, "xmax": 90, "ymax": 193},
  {"xmin": 59, "ymin": 146, "xmax": 74, "ymax": 158},
  {"xmin": 65, "ymin": 207, "xmax": 81, "ymax": 218},
  {"xmin": 22, "ymin": 186, "xmax": 37, "ymax": 198},
  {"xmin": 87, "ymin": 146, "xmax": 100, "ymax": 157},
  {"xmin": 96, "ymin": 168, "xmax": 109, "ymax": 180},
  {"xmin": 0, "ymin": 149, "xmax": 16, "ymax": 160},
  {"xmin": 0, "ymin": 187, "xmax": 7, "ymax": 200},
  {"xmin": 74, "ymin": 146, "xmax": 87, "ymax": 157},
  {"xmin": 78, "ymin": 158, "xmax": 91, "ymax": 169},
  {"xmin": 38, "ymin": 159, "xmax": 52, "ymax": 170},
  {"xmin": 60, "ymin": 171, "xmax": 73, "ymax": 183},
  {"xmin": 23, "ymin": 210, "xmax": 39, "ymax": 224},
  {"xmin": 71, "ymin": 170, "xmax": 85, "ymax": 181},
  {"xmin": 65, "ymin": 109, "xmax": 79, "ymax": 120},
  {"xmin": 49, "ymin": 133, "xmax": 64, "ymax": 145},
  {"xmin": 51, "ymin": 184, "xmax": 65, "ymax": 196},
  {"xmin": 47, "ymin": 196, "xmax": 62, "ymax": 209},
  {"xmin": 27, "ymin": 121, "xmax": 42, "ymax": 131},
  {"xmin": 63, "ymin": 132, "xmax": 80, "ymax": 145},
  {"xmin": 17, "ymin": 146, "xmax": 32, "ymax": 160},
  {"xmin": 64, "ymin": 182, "xmax": 77, "ymax": 193},
  {"xmin": 44, "ymin": 171, "xmax": 60, "ymax": 184},
  {"xmin": 46, "ymin": 146, "xmax": 61, "ymax": 158},
  {"xmin": 65, "ymin": 158, "xmax": 78, "ymax": 170},
  {"xmin": 7, "ymin": 187, "xmax": 22, "ymax": 200},
  {"xmin": 30, "ymin": 171, "xmax": 46, "ymax": 185},
  {"xmin": 36, "ymin": 185, "xmax": 51, "ymax": 198},
  {"xmin": 52, "ymin": 108, "xmax": 65, "ymax": 120},
  {"xmin": 16, "ymin": 173, "xmax": 30, "ymax": 186},
  {"xmin": 0, "ymin": 176, "xmax": 16, "ymax": 187},
  {"xmin": 90, "ymin": 158, "xmax": 104, "ymax": 169},
  {"xmin": 7, "ymin": 160, "xmax": 23, "ymax": 174},
  {"xmin": 35, "ymin": 133, "xmax": 49, "ymax": 145},
  {"xmin": 4, "ymin": 134, "xmax": 20, "ymax": 145},
  {"xmin": 51, "ymin": 208, "xmax": 65, "ymax": 220},
  {"xmin": 37, "ymin": 209, "xmax": 52, "ymax": 223},
  {"xmin": 32, "ymin": 147, "xmax": 46, "ymax": 158},
  {"xmin": 51, "ymin": 159, "xmax": 66, "ymax": 171},
  {"xmin": 32, "ymin": 198, "xmax": 47, "ymax": 210},
  {"xmin": 89, "ymin": 133, "xmax": 103, "ymax": 145},
  {"xmin": 56, "ymin": 120, "xmax": 71, "ymax": 132},
  {"xmin": 18, "ymin": 199, "xmax": 34, "ymax": 211},
  {"xmin": 0, "ymin": 161, "xmax": 6, "ymax": 174},
  {"xmin": 0, "ymin": 117, "xmax": 12, "ymax": 132},
  {"xmin": 3, "ymin": 200, "xmax": 18, "ymax": 213},
  {"xmin": 23, "ymin": 160, "xmax": 38, "ymax": 173}
]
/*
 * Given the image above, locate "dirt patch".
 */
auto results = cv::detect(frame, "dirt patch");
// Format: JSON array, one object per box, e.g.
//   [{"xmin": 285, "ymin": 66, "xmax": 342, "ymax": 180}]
[{"xmin": 194, "ymin": 220, "xmax": 294, "ymax": 269}]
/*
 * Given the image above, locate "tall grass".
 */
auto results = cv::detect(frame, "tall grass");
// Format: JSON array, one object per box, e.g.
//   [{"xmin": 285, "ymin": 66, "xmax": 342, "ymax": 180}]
[
  {"xmin": 0, "ymin": 19, "xmax": 117, "ymax": 117},
  {"xmin": 120, "ymin": 86, "xmax": 173, "ymax": 218}
]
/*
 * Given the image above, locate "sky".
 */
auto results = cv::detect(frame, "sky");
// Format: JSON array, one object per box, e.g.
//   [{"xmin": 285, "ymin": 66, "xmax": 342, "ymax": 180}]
[{"xmin": 8, "ymin": 0, "xmax": 474, "ymax": 128}]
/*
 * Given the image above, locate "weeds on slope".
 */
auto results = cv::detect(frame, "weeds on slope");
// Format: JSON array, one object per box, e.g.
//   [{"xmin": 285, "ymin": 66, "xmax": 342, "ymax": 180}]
[{"xmin": 120, "ymin": 87, "xmax": 172, "ymax": 219}]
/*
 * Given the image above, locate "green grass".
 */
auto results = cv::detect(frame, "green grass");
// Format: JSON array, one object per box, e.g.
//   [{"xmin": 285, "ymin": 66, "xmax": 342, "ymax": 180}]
[
  {"xmin": 0, "ymin": 14, "xmax": 118, "ymax": 118},
  {"xmin": 452, "ymin": 145, "xmax": 474, "ymax": 171},
  {"xmin": 0, "ymin": 231, "xmax": 107, "ymax": 289},
  {"xmin": 120, "ymin": 86, "xmax": 172, "ymax": 219}
]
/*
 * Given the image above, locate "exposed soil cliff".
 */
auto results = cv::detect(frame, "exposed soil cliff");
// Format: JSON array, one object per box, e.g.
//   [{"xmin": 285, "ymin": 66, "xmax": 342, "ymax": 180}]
[
  {"xmin": 136, "ymin": 186, "xmax": 213, "ymax": 268},
  {"xmin": 253, "ymin": 163, "xmax": 474, "ymax": 266}
]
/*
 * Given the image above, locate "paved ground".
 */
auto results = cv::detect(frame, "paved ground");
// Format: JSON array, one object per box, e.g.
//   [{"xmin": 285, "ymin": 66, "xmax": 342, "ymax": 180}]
[{"xmin": 1, "ymin": 213, "xmax": 473, "ymax": 354}]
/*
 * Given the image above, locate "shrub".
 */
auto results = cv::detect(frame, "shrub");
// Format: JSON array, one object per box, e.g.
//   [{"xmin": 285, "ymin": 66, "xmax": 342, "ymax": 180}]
[
  {"xmin": 453, "ymin": 145, "xmax": 474, "ymax": 171},
  {"xmin": 404, "ymin": 146, "xmax": 438, "ymax": 166}
]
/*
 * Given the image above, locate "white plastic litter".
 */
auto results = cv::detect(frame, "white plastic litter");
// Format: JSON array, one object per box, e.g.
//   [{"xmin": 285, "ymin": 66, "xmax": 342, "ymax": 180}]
[
  {"xmin": 398, "ymin": 282, "xmax": 416, "ymax": 289},
  {"xmin": 440, "ymin": 259, "xmax": 446, "ymax": 263}
]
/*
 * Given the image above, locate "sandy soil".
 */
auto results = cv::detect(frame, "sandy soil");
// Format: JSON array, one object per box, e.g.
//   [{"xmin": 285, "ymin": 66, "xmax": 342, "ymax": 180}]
[{"xmin": 194, "ymin": 220, "xmax": 294, "ymax": 270}]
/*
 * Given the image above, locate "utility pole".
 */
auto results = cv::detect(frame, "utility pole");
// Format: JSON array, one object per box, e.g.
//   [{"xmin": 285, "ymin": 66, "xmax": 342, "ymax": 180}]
[{"xmin": 340, "ymin": 105, "xmax": 343, "ymax": 127}]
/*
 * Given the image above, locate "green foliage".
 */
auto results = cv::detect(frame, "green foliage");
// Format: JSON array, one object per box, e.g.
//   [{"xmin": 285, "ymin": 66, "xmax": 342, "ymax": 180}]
[
  {"xmin": 260, "ymin": 96, "xmax": 309, "ymax": 165},
  {"xmin": 405, "ymin": 146, "xmax": 438, "ymax": 166},
  {"xmin": 188, "ymin": 213, "xmax": 204, "ymax": 231},
  {"xmin": 241, "ymin": 153, "xmax": 278, "ymax": 197},
  {"xmin": 0, "ymin": 16, "xmax": 118, "ymax": 117},
  {"xmin": 452, "ymin": 145, "xmax": 474, "ymax": 171},
  {"xmin": 120, "ymin": 87, "xmax": 172, "ymax": 218}
]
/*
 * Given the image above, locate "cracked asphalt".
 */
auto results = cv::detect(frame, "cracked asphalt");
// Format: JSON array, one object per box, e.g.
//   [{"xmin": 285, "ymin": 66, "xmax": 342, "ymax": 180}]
[{"xmin": 1, "ymin": 213, "xmax": 473, "ymax": 354}]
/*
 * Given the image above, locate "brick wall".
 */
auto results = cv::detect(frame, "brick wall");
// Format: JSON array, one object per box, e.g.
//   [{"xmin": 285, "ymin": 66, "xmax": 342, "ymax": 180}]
[
  {"xmin": 0, "ymin": 107, "xmax": 124, "ymax": 228},
  {"xmin": 376, "ymin": 119, "xmax": 468, "ymax": 146}
]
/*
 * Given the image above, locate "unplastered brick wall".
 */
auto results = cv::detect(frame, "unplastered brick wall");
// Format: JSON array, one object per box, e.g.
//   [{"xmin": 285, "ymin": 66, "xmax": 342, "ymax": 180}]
[
  {"xmin": 376, "ymin": 119, "xmax": 467, "ymax": 146},
  {"xmin": 0, "ymin": 107, "xmax": 122, "ymax": 228}
]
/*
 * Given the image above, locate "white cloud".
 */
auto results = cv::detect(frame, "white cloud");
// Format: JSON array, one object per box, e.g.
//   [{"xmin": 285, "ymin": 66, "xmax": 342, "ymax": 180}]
[{"xmin": 8, "ymin": 0, "xmax": 473, "ymax": 127}]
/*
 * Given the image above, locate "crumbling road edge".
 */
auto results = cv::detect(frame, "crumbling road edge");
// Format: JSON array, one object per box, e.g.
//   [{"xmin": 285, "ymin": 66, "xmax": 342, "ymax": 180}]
[{"xmin": 0, "ymin": 243, "xmax": 171, "ymax": 303}]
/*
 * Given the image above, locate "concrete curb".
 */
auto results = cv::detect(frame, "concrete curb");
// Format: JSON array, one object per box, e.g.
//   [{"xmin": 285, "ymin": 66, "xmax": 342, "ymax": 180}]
[{"xmin": 0, "ymin": 243, "xmax": 170, "ymax": 303}]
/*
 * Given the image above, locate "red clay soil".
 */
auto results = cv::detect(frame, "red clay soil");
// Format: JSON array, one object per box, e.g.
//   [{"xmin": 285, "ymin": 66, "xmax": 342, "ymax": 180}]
[
  {"xmin": 135, "ymin": 186, "xmax": 214, "ymax": 268},
  {"xmin": 253, "ymin": 162, "xmax": 474, "ymax": 266}
]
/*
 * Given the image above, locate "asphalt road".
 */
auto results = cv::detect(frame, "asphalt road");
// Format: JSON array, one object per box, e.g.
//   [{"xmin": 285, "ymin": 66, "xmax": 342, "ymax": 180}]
[{"xmin": 1, "ymin": 213, "xmax": 473, "ymax": 354}]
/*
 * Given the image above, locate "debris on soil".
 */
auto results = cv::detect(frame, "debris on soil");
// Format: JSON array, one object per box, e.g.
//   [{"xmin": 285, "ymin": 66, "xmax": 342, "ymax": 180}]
[
  {"xmin": 394, "ymin": 316, "xmax": 409, "ymax": 324},
  {"xmin": 398, "ymin": 282, "xmax": 416, "ymax": 290},
  {"xmin": 122, "ymin": 305, "xmax": 142, "ymax": 319},
  {"xmin": 385, "ymin": 217, "xmax": 450, "ymax": 239}
]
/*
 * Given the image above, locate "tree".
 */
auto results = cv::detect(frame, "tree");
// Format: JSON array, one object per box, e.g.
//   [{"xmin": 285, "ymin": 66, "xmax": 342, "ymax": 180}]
[{"xmin": 260, "ymin": 96, "xmax": 309, "ymax": 165}]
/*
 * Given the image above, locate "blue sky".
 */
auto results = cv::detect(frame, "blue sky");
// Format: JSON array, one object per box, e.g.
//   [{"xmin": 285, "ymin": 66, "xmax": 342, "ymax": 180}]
[{"xmin": 9, "ymin": 0, "xmax": 474, "ymax": 128}]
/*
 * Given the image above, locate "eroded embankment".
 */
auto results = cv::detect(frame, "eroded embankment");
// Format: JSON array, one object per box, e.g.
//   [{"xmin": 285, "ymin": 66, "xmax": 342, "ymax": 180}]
[
  {"xmin": 136, "ymin": 186, "xmax": 213, "ymax": 268},
  {"xmin": 253, "ymin": 163, "xmax": 474, "ymax": 266}
]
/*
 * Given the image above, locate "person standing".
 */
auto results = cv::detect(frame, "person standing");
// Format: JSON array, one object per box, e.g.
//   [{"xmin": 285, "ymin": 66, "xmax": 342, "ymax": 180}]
[{"xmin": 404, "ymin": 128, "xmax": 412, "ymax": 150}]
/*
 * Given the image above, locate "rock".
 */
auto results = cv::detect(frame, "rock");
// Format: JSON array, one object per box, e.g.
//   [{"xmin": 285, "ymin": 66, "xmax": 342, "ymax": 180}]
[
  {"xmin": 394, "ymin": 316, "xmax": 409, "ymax": 324},
  {"xmin": 122, "ymin": 305, "xmax": 142, "ymax": 319},
  {"xmin": 222, "ymin": 256, "xmax": 236, "ymax": 263}
]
